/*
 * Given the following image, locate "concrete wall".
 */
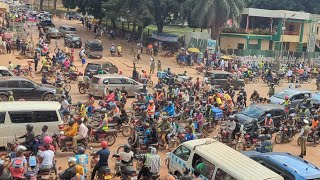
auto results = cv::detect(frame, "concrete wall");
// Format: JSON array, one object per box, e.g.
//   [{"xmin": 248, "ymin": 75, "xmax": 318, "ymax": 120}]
[
  {"xmin": 289, "ymin": 42, "xmax": 298, "ymax": 51},
  {"xmin": 220, "ymin": 36, "xmax": 246, "ymax": 50},
  {"xmin": 283, "ymin": 35, "xmax": 300, "ymax": 42},
  {"xmin": 303, "ymin": 23, "xmax": 311, "ymax": 43},
  {"xmin": 261, "ymin": 40, "xmax": 270, "ymax": 50}
]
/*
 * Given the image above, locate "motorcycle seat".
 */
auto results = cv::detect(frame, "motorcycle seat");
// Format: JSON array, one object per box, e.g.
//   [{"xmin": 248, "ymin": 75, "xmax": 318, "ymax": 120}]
[
  {"xmin": 121, "ymin": 165, "xmax": 135, "ymax": 175},
  {"xmin": 38, "ymin": 167, "xmax": 52, "ymax": 173},
  {"xmin": 104, "ymin": 129, "xmax": 119, "ymax": 135}
]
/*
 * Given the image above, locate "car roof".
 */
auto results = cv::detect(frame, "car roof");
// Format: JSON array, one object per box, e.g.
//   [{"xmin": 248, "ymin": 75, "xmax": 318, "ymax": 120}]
[
  {"xmin": 60, "ymin": 25, "xmax": 75, "ymax": 28},
  {"xmin": 277, "ymin": 89, "xmax": 311, "ymax": 97},
  {"xmin": 206, "ymin": 70, "xmax": 231, "ymax": 75},
  {"xmin": 0, "ymin": 76, "xmax": 31, "ymax": 81},
  {"xmin": 92, "ymin": 74, "xmax": 124, "ymax": 78},
  {"xmin": 0, "ymin": 66, "xmax": 8, "ymax": 70},
  {"xmin": 0, "ymin": 101, "xmax": 61, "ymax": 111},
  {"xmin": 86, "ymin": 39, "xmax": 102, "ymax": 43},
  {"xmin": 248, "ymin": 103, "xmax": 283, "ymax": 111},
  {"xmin": 87, "ymin": 61, "xmax": 112, "ymax": 65},
  {"xmin": 242, "ymin": 151, "xmax": 320, "ymax": 179}
]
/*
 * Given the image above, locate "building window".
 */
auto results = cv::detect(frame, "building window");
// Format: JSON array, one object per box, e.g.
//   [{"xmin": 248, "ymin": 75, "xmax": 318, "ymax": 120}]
[{"xmin": 237, "ymin": 43, "xmax": 244, "ymax": 50}]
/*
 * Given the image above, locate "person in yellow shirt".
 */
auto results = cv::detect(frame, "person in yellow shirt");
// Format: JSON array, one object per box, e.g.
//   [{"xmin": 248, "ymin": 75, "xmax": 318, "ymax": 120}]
[
  {"xmin": 77, "ymin": 101, "xmax": 87, "ymax": 118},
  {"xmin": 63, "ymin": 120, "xmax": 78, "ymax": 137},
  {"xmin": 216, "ymin": 93, "xmax": 222, "ymax": 105},
  {"xmin": 224, "ymin": 93, "xmax": 232, "ymax": 102}
]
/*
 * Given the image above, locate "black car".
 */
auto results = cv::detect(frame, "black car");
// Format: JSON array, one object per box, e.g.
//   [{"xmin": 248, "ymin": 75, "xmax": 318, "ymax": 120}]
[
  {"xmin": 235, "ymin": 104, "xmax": 286, "ymax": 128},
  {"xmin": 84, "ymin": 61, "xmax": 118, "ymax": 77},
  {"xmin": 64, "ymin": 34, "xmax": 82, "ymax": 48},
  {"xmin": 0, "ymin": 77, "xmax": 56, "ymax": 101},
  {"xmin": 37, "ymin": 19, "xmax": 55, "ymax": 30}
]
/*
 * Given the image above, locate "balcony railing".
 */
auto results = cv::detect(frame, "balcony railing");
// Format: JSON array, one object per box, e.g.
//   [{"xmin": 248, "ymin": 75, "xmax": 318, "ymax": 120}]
[
  {"xmin": 221, "ymin": 27, "xmax": 273, "ymax": 35},
  {"xmin": 283, "ymin": 30, "xmax": 299, "ymax": 36}
]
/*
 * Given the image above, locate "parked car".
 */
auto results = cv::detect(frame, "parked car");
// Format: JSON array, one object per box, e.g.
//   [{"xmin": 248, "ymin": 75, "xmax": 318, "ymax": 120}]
[
  {"xmin": 84, "ymin": 61, "xmax": 118, "ymax": 78},
  {"xmin": 64, "ymin": 34, "xmax": 82, "ymax": 48},
  {"xmin": 66, "ymin": 12, "xmax": 76, "ymax": 20},
  {"xmin": 0, "ymin": 66, "xmax": 15, "ymax": 76},
  {"xmin": 59, "ymin": 25, "xmax": 77, "ymax": 37},
  {"xmin": 37, "ymin": 19, "xmax": 55, "ymax": 30},
  {"xmin": 205, "ymin": 70, "xmax": 245, "ymax": 90},
  {"xmin": 0, "ymin": 77, "xmax": 56, "ymax": 101},
  {"xmin": 242, "ymin": 151, "xmax": 320, "ymax": 180},
  {"xmin": 235, "ymin": 104, "xmax": 286, "ymax": 127},
  {"xmin": 88, "ymin": 74, "xmax": 144, "ymax": 97},
  {"xmin": 45, "ymin": 27, "xmax": 62, "ymax": 39},
  {"xmin": 84, "ymin": 39, "xmax": 103, "ymax": 58},
  {"xmin": 270, "ymin": 89, "xmax": 311, "ymax": 108}
]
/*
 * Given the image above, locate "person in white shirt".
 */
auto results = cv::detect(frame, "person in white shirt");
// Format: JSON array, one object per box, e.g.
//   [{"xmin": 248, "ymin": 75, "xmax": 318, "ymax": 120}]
[
  {"xmin": 114, "ymin": 144, "xmax": 134, "ymax": 176},
  {"xmin": 38, "ymin": 144, "xmax": 54, "ymax": 170},
  {"xmin": 73, "ymin": 119, "xmax": 88, "ymax": 150},
  {"xmin": 226, "ymin": 116, "xmax": 236, "ymax": 144},
  {"xmin": 60, "ymin": 95, "xmax": 70, "ymax": 116}
]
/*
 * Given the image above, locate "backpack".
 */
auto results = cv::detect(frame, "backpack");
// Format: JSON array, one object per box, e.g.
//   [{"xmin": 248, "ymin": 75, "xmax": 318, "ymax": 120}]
[{"xmin": 13, "ymin": 157, "xmax": 24, "ymax": 168}]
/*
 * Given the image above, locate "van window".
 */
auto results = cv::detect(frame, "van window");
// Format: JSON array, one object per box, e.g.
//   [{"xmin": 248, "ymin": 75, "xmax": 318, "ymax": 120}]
[
  {"xmin": 215, "ymin": 168, "xmax": 236, "ymax": 180},
  {"xmin": 90, "ymin": 43, "xmax": 103, "ymax": 51},
  {"xmin": 7, "ymin": 81, "xmax": 20, "ymax": 88},
  {"xmin": 9, "ymin": 111, "xmax": 33, "ymax": 123},
  {"xmin": 34, "ymin": 111, "xmax": 59, "ymax": 122},
  {"xmin": 192, "ymin": 154, "xmax": 215, "ymax": 180},
  {"xmin": 0, "ymin": 81, "xmax": 6, "ymax": 87},
  {"xmin": 108, "ymin": 78, "xmax": 123, "ymax": 84},
  {"xmin": 173, "ymin": 145, "xmax": 191, "ymax": 161},
  {"xmin": 68, "ymin": 27, "xmax": 76, "ymax": 31},
  {"xmin": 0, "ymin": 112, "xmax": 5, "ymax": 124}
]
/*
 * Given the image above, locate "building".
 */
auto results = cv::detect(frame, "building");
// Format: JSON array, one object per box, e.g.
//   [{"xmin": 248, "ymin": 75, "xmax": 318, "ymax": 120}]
[{"xmin": 219, "ymin": 8, "xmax": 320, "ymax": 57}]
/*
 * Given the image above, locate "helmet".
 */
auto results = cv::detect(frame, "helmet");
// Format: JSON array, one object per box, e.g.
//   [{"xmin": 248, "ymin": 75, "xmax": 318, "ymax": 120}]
[
  {"xmin": 16, "ymin": 145, "xmax": 27, "ymax": 152},
  {"xmin": 285, "ymin": 96, "xmax": 289, "ymax": 100},
  {"xmin": 67, "ymin": 157, "xmax": 77, "ymax": 165},
  {"xmin": 7, "ymin": 91, "xmax": 13, "ymax": 95},
  {"xmin": 26, "ymin": 124, "xmax": 33, "ymax": 131},
  {"xmin": 303, "ymin": 119, "xmax": 309, "ymax": 124},
  {"xmin": 252, "ymin": 119, "xmax": 258, "ymax": 124},
  {"xmin": 254, "ymin": 90, "xmax": 257, "ymax": 93},
  {"xmin": 266, "ymin": 114, "xmax": 271, "ymax": 118},
  {"xmin": 239, "ymin": 93, "xmax": 243, "ymax": 96},
  {"xmin": 147, "ymin": 146, "xmax": 155, "ymax": 153},
  {"xmin": 124, "ymin": 144, "xmax": 131, "ymax": 153},
  {"xmin": 68, "ymin": 119, "xmax": 75, "ymax": 126},
  {"xmin": 77, "ymin": 101, "xmax": 82, "ymax": 107},
  {"xmin": 314, "ymin": 115, "xmax": 318, "ymax": 120},
  {"xmin": 77, "ymin": 146, "xmax": 85, "ymax": 154},
  {"xmin": 101, "ymin": 141, "xmax": 108, "ymax": 148},
  {"xmin": 43, "ymin": 136, "xmax": 53, "ymax": 144},
  {"xmin": 149, "ymin": 99, "xmax": 154, "ymax": 104}
]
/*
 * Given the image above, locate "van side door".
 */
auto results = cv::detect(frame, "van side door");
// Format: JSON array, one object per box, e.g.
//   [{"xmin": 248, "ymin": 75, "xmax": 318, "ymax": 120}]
[
  {"xmin": 7, "ymin": 111, "xmax": 34, "ymax": 142},
  {"xmin": 0, "ymin": 112, "xmax": 6, "ymax": 147},
  {"xmin": 168, "ymin": 145, "xmax": 192, "ymax": 175}
]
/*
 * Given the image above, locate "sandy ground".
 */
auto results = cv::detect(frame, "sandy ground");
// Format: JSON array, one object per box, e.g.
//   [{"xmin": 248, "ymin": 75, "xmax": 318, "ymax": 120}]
[{"xmin": 2, "ymin": 18, "xmax": 320, "ymax": 179}]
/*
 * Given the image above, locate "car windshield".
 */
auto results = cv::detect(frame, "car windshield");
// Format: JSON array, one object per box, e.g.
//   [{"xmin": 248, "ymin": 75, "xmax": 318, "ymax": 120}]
[
  {"xmin": 240, "ymin": 106, "xmax": 264, "ymax": 118},
  {"xmin": 90, "ymin": 43, "xmax": 103, "ymax": 51},
  {"xmin": 69, "ymin": 28, "xmax": 76, "ymax": 31},
  {"xmin": 274, "ymin": 91, "xmax": 290, "ymax": 100},
  {"xmin": 71, "ymin": 36, "xmax": 80, "ymax": 41},
  {"xmin": 50, "ymin": 28, "xmax": 59, "ymax": 32},
  {"xmin": 87, "ymin": 64, "xmax": 100, "ymax": 71}
]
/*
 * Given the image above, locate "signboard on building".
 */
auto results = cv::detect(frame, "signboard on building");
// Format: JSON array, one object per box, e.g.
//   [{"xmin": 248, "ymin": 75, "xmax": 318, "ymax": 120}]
[
  {"xmin": 207, "ymin": 39, "xmax": 217, "ymax": 53},
  {"xmin": 151, "ymin": 32, "xmax": 178, "ymax": 42}
]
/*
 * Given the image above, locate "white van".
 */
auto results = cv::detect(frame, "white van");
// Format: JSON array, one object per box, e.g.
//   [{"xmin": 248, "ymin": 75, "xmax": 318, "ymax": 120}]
[
  {"xmin": 166, "ymin": 138, "xmax": 284, "ymax": 180},
  {"xmin": 0, "ymin": 101, "xmax": 63, "ymax": 148}
]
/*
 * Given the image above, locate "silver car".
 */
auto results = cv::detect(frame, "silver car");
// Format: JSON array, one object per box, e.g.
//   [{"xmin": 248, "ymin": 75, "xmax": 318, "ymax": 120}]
[
  {"xmin": 59, "ymin": 25, "xmax": 77, "ymax": 37},
  {"xmin": 88, "ymin": 74, "xmax": 144, "ymax": 97}
]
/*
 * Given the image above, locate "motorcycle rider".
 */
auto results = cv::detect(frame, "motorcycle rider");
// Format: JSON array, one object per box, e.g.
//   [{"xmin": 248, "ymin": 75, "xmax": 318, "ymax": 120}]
[
  {"xmin": 158, "ymin": 117, "xmax": 171, "ymax": 146},
  {"xmin": 282, "ymin": 96, "xmax": 291, "ymax": 107},
  {"xmin": 268, "ymin": 83, "xmax": 275, "ymax": 98},
  {"xmin": 75, "ymin": 146, "xmax": 89, "ymax": 175},
  {"xmin": 239, "ymin": 87, "xmax": 247, "ymax": 107},
  {"xmin": 77, "ymin": 101, "xmax": 87, "ymax": 119},
  {"xmin": 138, "ymin": 146, "xmax": 161, "ymax": 180},
  {"xmin": 72, "ymin": 119, "xmax": 88, "ymax": 150},
  {"xmin": 228, "ymin": 86, "xmax": 236, "ymax": 104},
  {"xmin": 114, "ymin": 144, "xmax": 134, "ymax": 176},
  {"xmin": 299, "ymin": 119, "xmax": 311, "ymax": 158},
  {"xmin": 62, "ymin": 119, "xmax": 78, "ymax": 144},
  {"xmin": 110, "ymin": 44, "xmax": 115, "ymax": 55},
  {"xmin": 163, "ymin": 101, "xmax": 175, "ymax": 117},
  {"xmin": 94, "ymin": 110, "xmax": 109, "ymax": 142},
  {"xmin": 184, "ymin": 126, "xmax": 196, "ymax": 142},
  {"xmin": 264, "ymin": 114, "xmax": 274, "ymax": 134},
  {"xmin": 38, "ymin": 143, "xmax": 55, "ymax": 170},
  {"xmin": 285, "ymin": 114, "xmax": 295, "ymax": 139},
  {"xmin": 59, "ymin": 157, "xmax": 78, "ymax": 179},
  {"xmin": 311, "ymin": 115, "xmax": 319, "ymax": 145},
  {"xmin": 91, "ymin": 141, "xmax": 110, "ymax": 180},
  {"xmin": 143, "ymin": 123, "xmax": 153, "ymax": 145},
  {"xmin": 236, "ymin": 93, "xmax": 245, "ymax": 108},
  {"xmin": 147, "ymin": 100, "xmax": 156, "ymax": 122},
  {"xmin": 18, "ymin": 124, "xmax": 35, "ymax": 151},
  {"xmin": 86, "ymin": 92, "xmax": 95, "ymax": 117},
  {"xmin": 250, "ymin": 90, "xmax": 259, "ymax": 103},
  {"xmin": 248, "ymin": 119, "xmax": 260, "ymax": 142},
  {"xmin": 256, "ymin": 135, "xmax": 273, "ymax": 153}
]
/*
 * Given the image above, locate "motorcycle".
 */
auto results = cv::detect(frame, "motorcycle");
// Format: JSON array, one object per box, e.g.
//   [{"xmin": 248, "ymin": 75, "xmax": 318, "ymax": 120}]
[
  {"xmin": 267, "ymin": 77, "xmax": 283, "ymax": 87},
  {"xmin": 299, "ymin": 75, "xmax": 311, "ymax": 84},
  {"xmin": 88, "ymin": 128, "xmax": 118, "ymax": 146},
  {"xmin": 244, "ymin": 77, "xmax": 259, "ymax": 84},
  {"xmin": 52, "ymin": 131, "xmax": 87, "ymax": 153},
  {"xmin": 36, "ymin": 163, "xmax": 58, "ymax": 180},
  {"xmin": 135, "ymin": 154, "xmax": 160, "ymax": 180},
  {"xmin": 78, "ymin": 81, "xmax": 90, "ymax": 94},
  {"xmin": 297, "ymin": 128, "xmax": 320, "ymax": 145},
  {"xmin": 274, "ymin": 125, "xmax": 296, "ymax": 144},
  {"xmin": 110, "ymin": 49, "xmax": 116, "ymax": 56},
  {"xmin": 63, "ymin": 72, "xmax": 79, "ymax": 82},
  {"xmin": 113, "ymin": 153, "xmax": 137, "ymax": 180},
  {"xmin": 90, "ymin": 148, "xmax": 113, "ymax": 180}
]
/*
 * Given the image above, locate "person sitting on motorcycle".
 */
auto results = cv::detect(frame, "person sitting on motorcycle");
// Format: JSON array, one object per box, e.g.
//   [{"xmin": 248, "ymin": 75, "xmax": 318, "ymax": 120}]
[
  {"xmin": 65, "ymin": 91, "xmax": 72, "ymax": 104},
  {"xmin": 143, "ymin": 123, "xmax": 153, "ymax": 145},
  {"xmin": 75, "ymin": 146, "xmax": 88, "ymax": 175},
  {"xmin": 285, "ymin": 114, "xmax": 295, "ymax": 139},
  {"xmin": 59, "ymin": 157, "xmax": 78, "ymax": 180},
  {"xmin": 62, "ymin": 119, "xmax": 78, "ymax": 142},
  {"xmin": 7, "ymin": 148, "xmax": 27, "ymax": 177},
  {"xmin": 94, "ymin": 111, "xmax": 109, "ymax": 143},
  {"xmin": 268, "ymin": 83, "xmax": 275, "ymax": 98},
  {"xmin": 194, "ymin": 109, "xmax": 204, "ymax": 133},
  {"xmin": 256, "ymin": 135, "xmax": 273, "ymax": 153},
  {"xmin": 158, "ymin": 117, "xmax": 171, "ymax": 146},
  {"xmin": 250, "ymin": 90, "xmax": 260, "ymax": 103},
  {"xmin": 282, "ymin": 96, "xmax": 291, "ymax": 107},
  {"xmin": 138, "ymin": 146, "xmax": 161, "ymax": 180},
  {"xmin": 226, "ymin": 99, "xmax": 234, "ymax": 116},
  {"xmin": 85, "ymin": 93, "xmax": 95, "ymax": 117},
  {"xmin": 266, "ymin": 68, "xmax": 273, "ymax": 82},
  {"xmin": 264, "ymin": 114, "xmax": 274, "ymax": 134},
  {"xmin": 110, "ymin": 44, "xmax": 115, "ymax": 55},
  {"xmin": 176, "ymin": 92, "xmax": 184, "ymax": 104},
  {"xmin": 237, "ymin": 93, "xmax": 245, "ymax": 107},
  {"xmin": 77, "ymin": 101, "xmax": 87, "ymax": 119},
  {"xmin": 147, "ymin": 100, "xmax": 156, "ymax": 122},
  {"xmin": 104, "ymin": 90, "xmax": 115, "ymax": 104},
  {"xmin": 33, "ymin": 125, "xmax": 49, "ymax": 154},
  {"xmin": 41, "ymin": 74, "xmax": 51, "ymax": 85},
  {"xmin": 18, "ymin": 124, "xmax": 35, "ymax": 151},
  {"xmin": 248, "ymin": 119, "xmax": 260, "ymax": 142},
  {"xmin": 91, "ymin": 141, "xmax": 110, "ymax": 180},
  {"xmin": 140, "ymin": 70, "xmax": 148, "ymax": 84},
  {"xmin": 184, "ymin": 126, "xmax": 196, "ymax": 142},
  {"xmin": 311, "ymin": 115, "xmax": 320, "ymax": 144},
  {"xmin": 154, "ymin": 80, "xmax": 163, "ymax": 90},
  {"xmin": 114, "ymin": 144, "xmax": 134, "ymax": 176},
  {"xmin": 38, "ymin": 143, "xmax": 54, "ymax": 170},
  {"xmin": 239, "ymin": 87, "xmax": 247, "ymax": 107},
  {"xmin": 163, "ymin": 101, "xmax": 175, "ymax": 117},
  {"xmin": 56, "ymin": 83, "xmax": 64, "ymax": 101}
]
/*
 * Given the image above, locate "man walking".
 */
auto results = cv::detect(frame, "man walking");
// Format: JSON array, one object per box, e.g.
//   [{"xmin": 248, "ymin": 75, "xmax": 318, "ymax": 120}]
[
  {"xmin": 150, "ymin": 56, "xmax": 155, "ymax": 74},
  {"xmin": 299, "ymin": 119, "xmax": 310, "ymax": 158},
  {"xmin": 34, "ymin": 51, "xmax": 40, "ymax": 71},
  {"xmin": 157, "ymin": 59, "xmax": 162, "ymax": 72}
]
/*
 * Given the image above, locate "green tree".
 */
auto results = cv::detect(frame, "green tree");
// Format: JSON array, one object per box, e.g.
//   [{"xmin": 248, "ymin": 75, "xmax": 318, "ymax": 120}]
[
  {"xmin": 62, "ymin": 0, "xmax": 77, "ymax": 11},
  {"xmin": 189, "ymin": 0, "xmax": 244, "ymax": 39}
]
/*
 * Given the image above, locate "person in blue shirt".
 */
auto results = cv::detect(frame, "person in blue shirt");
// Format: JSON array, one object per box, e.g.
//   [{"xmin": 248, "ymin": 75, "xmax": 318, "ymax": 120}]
[
  {"xmin": 146, "ymin": 93, "xmax": 153, "ymax": 104},
  {"xmin": 256, "ymin": 135, "xmax": 273, "ymax": 153},
  {"xmin": 143, "ymin": 123, "xmax": 152, "ymax": 145},
  {"xmin": 91, "ymin": 141, "xmax": 110, "ymax": 180},
  {"xmin": 75, "ymin": 147, "xmax": 88, "ymax": 175},
  {"xmin": 184, "ymin": 127, "xmax": 196, "ymax": 142},
  {"xmin": 163, "ymin": 101, "xmax": 175, "ymax": 116}
]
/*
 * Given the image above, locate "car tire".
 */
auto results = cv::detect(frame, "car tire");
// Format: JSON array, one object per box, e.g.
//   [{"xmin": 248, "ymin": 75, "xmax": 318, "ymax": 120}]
[
  {"xmin": 43, "ymin": 93, "xmax": 55, "ymax": 101},
  {"xmin": 0, "ymin": 94, "xmax": 8, "ymax": 101}
]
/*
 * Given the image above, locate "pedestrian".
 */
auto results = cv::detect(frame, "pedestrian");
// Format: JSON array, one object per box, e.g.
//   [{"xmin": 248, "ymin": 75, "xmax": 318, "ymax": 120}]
[
  {"xmin": 130, "ymin": 43, "xmax": 134, "ymax": 55},
  {"xmin": 150, "ymin": 56, "xmax": 155, "ymax": 74},
  {"xmin": 137, "ymin": 52, "xmax": 141, "ymax": 63},
  {"xmin": 10, "ymin": 41, "xmax": 14, "ymax": 54},
  {"xmin": 6, "ymin": 41, "xmax": 10, "ymax": 54},
  {"xmin": 157, "ymin": 59, "xmax": 162, "ymax": 71},
  {"xmin": 299, "ymin": 119, "xmax": 310, "ymax": 158},
  {"xmin": 81, "ymin": 56, "xmax": 86, "ymax": 67},
  {"xmin": 34, "ymin": 51, "xmax": 39, "ymax": 71},
  {"xmin": 16, "ymin": 37, "xmax": 20, "ymax": 51}
]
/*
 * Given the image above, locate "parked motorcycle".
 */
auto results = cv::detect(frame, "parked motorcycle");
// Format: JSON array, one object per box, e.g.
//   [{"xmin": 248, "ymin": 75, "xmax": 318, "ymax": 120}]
[
  {"xmin": 267, "ymin": 77, "xmax": 283, "ymax": 87},
  {"xmin": 299, "ymin": 75, "xmax": 311, "ymax": 84},
  {"xmin": 244, "ymin": 77, "xmax": 259, "ymax": 84},
  {"xmin": 63, "ymin": 72, "xmax": 79, "ymax": 82}
]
